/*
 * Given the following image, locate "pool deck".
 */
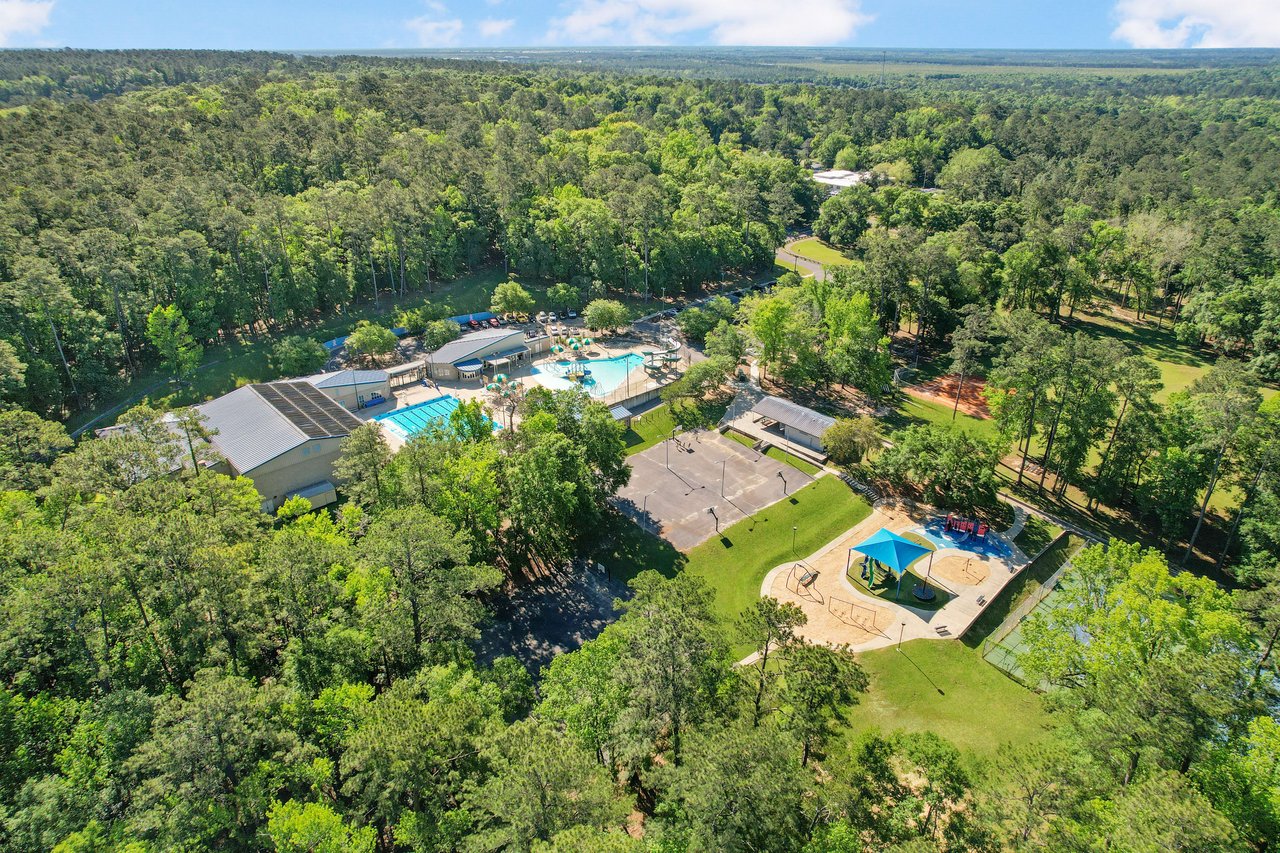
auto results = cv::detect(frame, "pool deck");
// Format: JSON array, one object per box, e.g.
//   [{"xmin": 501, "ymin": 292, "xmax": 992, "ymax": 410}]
[
  {"xmin": 749, "ymin": 499, "xmax": 1030, "ymax": 662},
  {"xmin": 359, "ymin": 334, "xmax": 679, "ymax": 449}
]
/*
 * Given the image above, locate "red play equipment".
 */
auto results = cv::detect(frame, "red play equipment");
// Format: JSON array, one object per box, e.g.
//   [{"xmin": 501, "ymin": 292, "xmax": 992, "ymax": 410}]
[{"xmin": 944, "ymin": 514, "xmax": 989, "ymax": 540}]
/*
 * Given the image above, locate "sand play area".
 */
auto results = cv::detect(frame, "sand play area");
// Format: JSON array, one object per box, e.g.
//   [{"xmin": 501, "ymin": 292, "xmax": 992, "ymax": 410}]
[
  {"xmin": 927, "ymin": 554, "xmax": 991, "ymax": 586},
  {"xmin": 761, "ymin": 500, "xmax": 1024, "ymax": 652}
]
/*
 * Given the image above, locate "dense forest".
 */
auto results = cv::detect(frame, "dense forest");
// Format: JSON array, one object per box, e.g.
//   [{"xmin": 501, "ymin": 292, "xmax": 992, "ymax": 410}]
[{"xmin": 3, "ymin": 49, "xmax": 1280, "ymax": 851}]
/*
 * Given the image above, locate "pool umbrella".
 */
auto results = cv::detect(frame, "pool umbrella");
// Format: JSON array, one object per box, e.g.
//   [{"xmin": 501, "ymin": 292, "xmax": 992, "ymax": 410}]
[
  {"xmin": 847, "ymin": 527, "xmax": 932, "ymax": 599},
  {"xmin": 571, "ymin": 341, "xmax": 581, "ymax": 350},
  {"xmin": 582, "ymin": 337, "xmax": 593, "ymax": 346},
  {"xmin": 551, "ymin": 344, "xmax": 564, "ymax": 354},
  {"xmin": 493, "ymin": 373, "xmax": 507, "ymax": 382},
  {"xmin": 566, "ymin": 336, "xmax": 578, "ymax": 345}
]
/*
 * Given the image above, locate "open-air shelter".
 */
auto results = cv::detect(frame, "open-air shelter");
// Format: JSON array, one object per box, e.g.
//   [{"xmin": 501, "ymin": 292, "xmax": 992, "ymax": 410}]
[{"xmin": 847, "ymin": 527, "xmax": 934, "ymax": 600}]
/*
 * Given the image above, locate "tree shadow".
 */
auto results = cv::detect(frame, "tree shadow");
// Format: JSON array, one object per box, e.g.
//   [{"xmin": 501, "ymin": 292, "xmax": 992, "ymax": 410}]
[{"xmin": 590, "ymin": 510, "xmax": 686, "ymax": 583}]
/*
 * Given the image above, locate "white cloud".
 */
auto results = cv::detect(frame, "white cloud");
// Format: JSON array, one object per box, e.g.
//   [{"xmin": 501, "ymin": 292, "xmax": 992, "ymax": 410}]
[
  {"xmin": 0, "ymin": 0, "xmax": 53, "ymax": 47},
  {"xmin": 479, "ymin": 17, "xmax": 515, "ymax": 38},
  {"xmin": 548, "ymin": 0, "xmax": 871, "ymax": 46},
  {"xmin": 1112, "ymin": 0, "xmax": 1280, "ymax": 48},
  {"xmin": 407, "ymin": 15, "xmax": 464, "ymax": 46}
]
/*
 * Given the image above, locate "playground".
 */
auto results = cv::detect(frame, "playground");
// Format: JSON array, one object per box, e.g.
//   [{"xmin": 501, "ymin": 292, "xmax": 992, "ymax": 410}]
[
  {"xmin": 614, "ymin": 428, "xmax": 817, "ymax": 551},
  {"xmin": 762, "ymin": 501, "xmax": 1028, "ymax": 652},
  {"xmin": 903, "ymin": 374, "xmax": 991, "ymax": 419}
]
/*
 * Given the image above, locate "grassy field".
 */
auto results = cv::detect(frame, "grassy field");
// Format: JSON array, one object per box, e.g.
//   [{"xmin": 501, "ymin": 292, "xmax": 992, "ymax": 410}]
[
  {"xmin": 683, "ymin": 476, "xmax": 872, "ymax": 652},
  {"xmin": 789, "ymin": 237, "xmax": 854, "ymax": 267},
  {"xmin": 622, "ymin": 402, "xmax": 731, "ymax": 456},
  {"xmin": 622, "ymin": 404, "xmax": 681, "ymax": 455},
  {"xmin": 840, "ymin": 639, "xmax": 1051, "ymax": 759},
  {"xmin": 1013, "ymin": 514, "xmax": 1063, "ymax": 556},
  {"xmin": 594, "ymin": 476, "xmax": 871, "ymax": 655},
  {"xmin": 888, "ymin": 392, "xmax": 1002, "ymax": 441}
]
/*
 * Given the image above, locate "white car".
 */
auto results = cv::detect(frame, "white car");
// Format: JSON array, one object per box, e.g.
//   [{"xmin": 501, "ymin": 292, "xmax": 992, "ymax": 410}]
[
  {"xmin": 536, "ymin": 311, "xmax": 547, "ymax": 322},
  {"xmin": 548, "ymin": 312, "xmax": 558, "ymax": 322}
]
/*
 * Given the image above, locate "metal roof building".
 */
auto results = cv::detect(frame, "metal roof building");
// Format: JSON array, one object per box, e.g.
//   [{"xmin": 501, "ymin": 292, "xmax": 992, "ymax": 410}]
[
  {"xmin": 197, "ymin": 381, "xmax": 363, "ymax": 511},
  {"xmin": 425, "ymin": 328, "xmax": 528, "ymax": 380},
  {"xmin": 303, "ymin": 369, "xmax": 392, "ymax": 411},
  {"xmin": 305, "ymin": 369, "xmax": 389, "ymax": 390},
  {"xmin": 748, "ymin": 395, "xmax": 836, "ymax": 452}
]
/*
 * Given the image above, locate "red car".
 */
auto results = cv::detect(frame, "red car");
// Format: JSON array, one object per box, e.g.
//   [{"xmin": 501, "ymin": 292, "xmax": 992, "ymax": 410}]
[
  {"xmin": 488, "ymin": 318, "xmax": 501, "ymax": 328},
  {"xmin": 468, "ymin": 319, "xmax": 481, "ymax": 329}
]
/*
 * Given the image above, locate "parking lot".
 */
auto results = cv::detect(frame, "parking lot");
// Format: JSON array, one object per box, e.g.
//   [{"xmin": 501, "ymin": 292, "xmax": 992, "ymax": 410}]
[{"xmin": 615, "ymin": 429, "xmax": 817, "ymax": 551}]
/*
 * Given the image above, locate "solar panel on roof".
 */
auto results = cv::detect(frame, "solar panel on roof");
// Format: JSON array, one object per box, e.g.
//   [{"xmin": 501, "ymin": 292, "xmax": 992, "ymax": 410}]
[{"xmin": 254, "ymin": 382, "xmax": 363, "ymax": 438}]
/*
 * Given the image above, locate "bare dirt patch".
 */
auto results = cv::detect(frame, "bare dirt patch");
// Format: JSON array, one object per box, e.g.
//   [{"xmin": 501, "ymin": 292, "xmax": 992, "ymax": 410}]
[{"xmin": 904, "ymin": 374, "xmax": 991, "ymax": 419}]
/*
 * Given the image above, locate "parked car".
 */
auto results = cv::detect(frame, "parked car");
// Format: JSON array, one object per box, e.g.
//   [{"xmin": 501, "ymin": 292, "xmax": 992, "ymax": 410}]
[
  {"xmin": 516, "ymin": 313, "xmax": 530, "ymax": 324},
  {"xmin": 467, "ymin": 319, "xmax": 481, "ymax": 329},
  {"xmin": 548, "ymin": 312, "xmax": 558, "ymax": 322},
  {"xmin": 536, "ymin": 311, "xmax": 547, "ymax": 322},
  {"xmin": 567, "ymin": 309, "xmax": 578, "ymax": 319},
  {"xmin": 488, "ymin": 318, "xmax": 501, "ymax": 327}
]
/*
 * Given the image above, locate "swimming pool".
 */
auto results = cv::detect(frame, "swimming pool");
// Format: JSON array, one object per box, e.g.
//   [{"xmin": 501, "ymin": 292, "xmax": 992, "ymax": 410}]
[
  {"xmin": 531, "ymin": 354, "xmax": 646, "ymax": 398},
  {"xmin": 913, "ymin": 518, "xmax": 1014, "ymax": 560},
  {"xmin": 374, "ymin": 395, "xmax": 495, "ymax": 439}
]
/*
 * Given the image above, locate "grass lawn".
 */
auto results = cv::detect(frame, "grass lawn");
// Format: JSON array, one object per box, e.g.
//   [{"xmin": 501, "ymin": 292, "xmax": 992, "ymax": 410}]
[
  {"xmin": 682, "ymin": 476, "xmax": 872, "ymax": 653},
  {"xmin": 790, "ymin": 237, "xmax": 854, "ymax": 267},
  {"xmin": 963, "ymin": 533, "xmax": 1086, "ymax": 647},
  {"xmin": 591, "ymin": 511, "xmax": 685, "ymax": 585},
  {"xmin": 1013, "ymin": 514, "xmax": 1063, "ymax": 556},
  {"xmin": 839, "ymin": 639, "xmax": 1052, "ymax": 759},
  {"xmin": 1069, "ymin": 307, "xmax": 1211, "ymax": 403},
  {"xmin": 622, "ymin": 402, "xmax": 730, "ymax": 456},
  {"xmin": 623, "ymin": 405, "xmax": 681, "ymax": 455},
  {"xmin": 887, "ymin": 393, "xmax": 1002, "ymax": 441}
]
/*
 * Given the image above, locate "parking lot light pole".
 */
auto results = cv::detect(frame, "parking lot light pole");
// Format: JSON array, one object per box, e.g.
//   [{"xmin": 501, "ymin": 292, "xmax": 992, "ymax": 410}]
[
  {"xmin": 778, "ymin": 470, "xmax": 788, "ymax": 495},
  {"xmin": 792, "ymin": 525, "xmax": 797, "ymax": 555},
  {"xmin": 720, "ymin": 458, "xmax": 726, "ymax": 497}
]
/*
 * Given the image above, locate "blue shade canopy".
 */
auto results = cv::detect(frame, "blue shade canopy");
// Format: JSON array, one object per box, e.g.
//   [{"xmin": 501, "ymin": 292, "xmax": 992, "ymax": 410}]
[{"xmin": 849, "ymin": 528, "xmax": 932, "ymax": 576}]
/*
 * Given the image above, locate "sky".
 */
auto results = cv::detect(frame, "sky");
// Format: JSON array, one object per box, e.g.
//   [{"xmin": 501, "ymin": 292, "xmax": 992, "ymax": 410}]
[{"xmin": 1, "ymin": 0, "xmax": 1279, "ymax": 51}]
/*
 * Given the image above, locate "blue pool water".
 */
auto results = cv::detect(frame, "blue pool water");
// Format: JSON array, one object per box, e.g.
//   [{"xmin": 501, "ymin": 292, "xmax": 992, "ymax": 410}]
[
  {"xmin": 532, "ymin": 354, "xmax": 646, "ymax": 398},
  {"xmin": 374, "ymin": 395, "xmax": 496, "ymax": 439},
  {"xmin": 914, "ymin": 518, "xmax": 1014, "ymax": 560}
]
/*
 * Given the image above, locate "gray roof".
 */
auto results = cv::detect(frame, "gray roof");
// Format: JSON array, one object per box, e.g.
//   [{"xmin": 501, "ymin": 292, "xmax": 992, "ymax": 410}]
[
  {"xmin": 750, "ymin": 395, "xmax": 836, "ymax": 438},
  {"xmin": 427, "ymin": 328, "xmax": 523, "ymax": 365},
  {"xmin": 305, "ymin": 369, "xmax": 388, "ymax": 389},
  {"xmin": 198, "ymin": 381, "xmax": 362, "ymax": 473}
]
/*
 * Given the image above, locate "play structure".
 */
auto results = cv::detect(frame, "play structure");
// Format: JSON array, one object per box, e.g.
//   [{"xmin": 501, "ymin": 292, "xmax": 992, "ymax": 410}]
[
  {"xmin": 643, "ymin": 339, "xmax": 682, "ymax": 371},
  {"xmin": 944, "ymin": 514, "xmax": 989, "ymax": 540},
  {"xmin": 846, "ymin": 526, "xmax": 938, "ymax": 602}
]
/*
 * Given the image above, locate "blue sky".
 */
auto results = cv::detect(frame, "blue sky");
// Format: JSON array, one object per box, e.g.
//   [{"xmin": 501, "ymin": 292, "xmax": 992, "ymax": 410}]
[{"xmin": 1, "ymin": 0, "xmax": 1278, "ymax": 50}]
